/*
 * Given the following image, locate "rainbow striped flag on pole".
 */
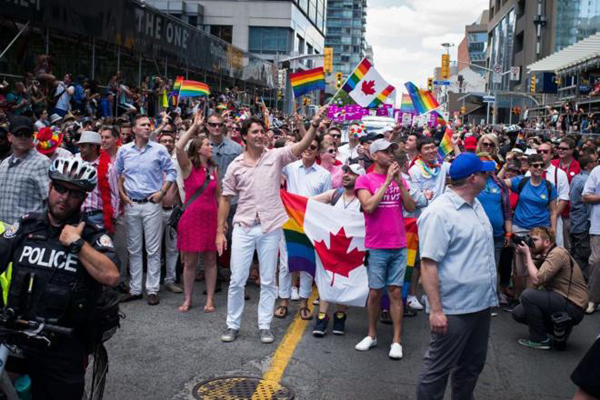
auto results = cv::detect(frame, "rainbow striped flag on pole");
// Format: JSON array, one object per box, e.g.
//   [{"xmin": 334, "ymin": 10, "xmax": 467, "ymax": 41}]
[
  {"xmin": 405, "ymin": 81, "xmax": 440, "ymax": 114},
  {"xmin": 290, "ymin": 67, "xmax": 326, "ymax": 98},
  {"xmin": 438, "ymin": 126, "xmax": 454, "ymax": 160},
  {"xmin": 178, "ymin": 80, "xmax": 210, "ymax": 98},
  {"xmin": 400, "ymin": 93, "xmax": 416, "ymax": 113},
  {"xmin": 342, "ymin": 58, "xmax": 395, "ymax": 108}
]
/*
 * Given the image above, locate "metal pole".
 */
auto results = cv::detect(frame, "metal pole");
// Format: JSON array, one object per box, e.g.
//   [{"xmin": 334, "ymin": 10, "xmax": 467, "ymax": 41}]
[
  {"xmin": 0, "ymin": 21, "xmax": 31, "ymax": 60},
  {"xmin": 45, "ymin": 28, "xmax": 49, "ymax": 54},
  {"xmin": 116, "ymin": 46, "xmax": 121, "ymax": 72},
  {"xmin": 509, "ymin": 95, "xmax": 513, "ymax": 124},
  {"xmin": 138, "ymin": 52, "xmax": 142, "ymax": 86},
  {"xmin": 91, "ymin": 38, "xmax": 96, "ymax": 81}
]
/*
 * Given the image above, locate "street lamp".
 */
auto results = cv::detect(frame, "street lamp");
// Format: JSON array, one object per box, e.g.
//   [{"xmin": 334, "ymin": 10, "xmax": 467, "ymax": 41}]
[{"xmin": 440, "ymin": 43, "xmax": 455, "ymax": 54}]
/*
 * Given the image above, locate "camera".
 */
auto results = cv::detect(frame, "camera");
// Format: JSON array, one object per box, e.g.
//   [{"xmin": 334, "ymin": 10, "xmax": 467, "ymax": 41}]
[
  {"xmin": 511, "ymin": 234, "xmax": 534, "ymax": 248},
  {"xmin": 550, "ymin": 311, "xmax": 572, "ymax": 350}
]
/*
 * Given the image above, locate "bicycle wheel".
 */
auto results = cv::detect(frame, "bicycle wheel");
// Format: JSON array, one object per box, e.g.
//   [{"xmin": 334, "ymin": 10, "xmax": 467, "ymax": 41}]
[{"xmin": 84, "ymin": 344, "xmax": 108, "ymax": 400}]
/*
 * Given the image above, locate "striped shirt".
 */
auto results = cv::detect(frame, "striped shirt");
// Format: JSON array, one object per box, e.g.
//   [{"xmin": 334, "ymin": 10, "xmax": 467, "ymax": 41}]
[
  {"xmin": 0, "ymin": 149, "xmax": 51, "ymax": 224},
  {"xmin": 76, "ymin": 154, "xmax": 120, "ymax": 217}
]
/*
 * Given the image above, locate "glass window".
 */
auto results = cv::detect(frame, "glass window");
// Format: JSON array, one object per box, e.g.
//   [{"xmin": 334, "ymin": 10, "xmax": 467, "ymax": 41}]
[
  {"xmin": 248, "ymin": 27, "xmax": 292, "ymax": 54},
  {"xmin": 210, "ymin": 25, "xmax": 233, "ymax": 44},
  {"xmin": 555, "ymin": 0, "xmax": 600, "ymax": 51}
]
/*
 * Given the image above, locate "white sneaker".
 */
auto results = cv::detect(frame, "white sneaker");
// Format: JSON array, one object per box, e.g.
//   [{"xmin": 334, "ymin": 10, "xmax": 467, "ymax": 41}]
[
  {"xmin": 585, "ymin": 302, "xmax": 596, "ymax": 314},
  {"xmin": 389, "ymin": 343, "xmax": 403, "ymax": 359},
  {"xmin": 407, "ymin": 295, "xmax": 423, "ymax": 310},
  {"xmin": 291, "ymin": 287, "xmax": 300, "ymax": 301},
  {"xmin": 355, "ymin": 336, "xmax": 377, "ymax": 351}
]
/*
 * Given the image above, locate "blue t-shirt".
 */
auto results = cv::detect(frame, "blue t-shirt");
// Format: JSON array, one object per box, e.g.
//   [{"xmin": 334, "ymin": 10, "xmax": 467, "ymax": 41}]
[
  {"xmin": 477, "ymin": 176, "xmax": 504, "ymax": 237},
  {"xmin": 511, "ymin": 176, "xmax": 558, "ymax": 229}
]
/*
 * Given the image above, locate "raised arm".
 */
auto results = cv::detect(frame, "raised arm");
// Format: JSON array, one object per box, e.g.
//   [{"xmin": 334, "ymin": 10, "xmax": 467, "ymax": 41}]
[
  {"xmin": 176, "ymin": 110, "xmax": 204, "ymax": 179},
  {"xmin": 291, "ymin": 106, "xmax": 328, "ymax": 158}
]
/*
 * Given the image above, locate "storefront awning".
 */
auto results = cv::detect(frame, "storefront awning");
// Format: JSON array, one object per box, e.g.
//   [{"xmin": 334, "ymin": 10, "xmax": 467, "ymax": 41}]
[{"xmin": 527, "ymin": 32, "xmax": 600, "ymax": 73}]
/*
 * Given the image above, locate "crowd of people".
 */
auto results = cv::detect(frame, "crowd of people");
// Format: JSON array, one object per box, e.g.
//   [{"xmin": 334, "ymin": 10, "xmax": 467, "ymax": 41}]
[{"xmin": 0, "ymin": 69, "xmax": 599, "ymax": 399}]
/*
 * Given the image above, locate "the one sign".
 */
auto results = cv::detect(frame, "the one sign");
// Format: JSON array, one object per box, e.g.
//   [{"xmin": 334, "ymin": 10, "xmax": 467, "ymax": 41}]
[{"xmin": 510, "ymin": 66, "xmax": 520, "ymax": 81}]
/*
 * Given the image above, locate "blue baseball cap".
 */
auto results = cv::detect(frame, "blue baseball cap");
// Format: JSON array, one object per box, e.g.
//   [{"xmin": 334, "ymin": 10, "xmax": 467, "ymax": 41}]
[{"xmin": 449, "ymin": 152, "xmax": 496, "ymax": 180}]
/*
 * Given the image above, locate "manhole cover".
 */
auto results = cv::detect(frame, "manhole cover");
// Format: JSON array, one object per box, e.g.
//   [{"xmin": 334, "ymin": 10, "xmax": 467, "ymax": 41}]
[{"xmin": 193, "ymin": 377, "xmax": 294, "ymax": 400}]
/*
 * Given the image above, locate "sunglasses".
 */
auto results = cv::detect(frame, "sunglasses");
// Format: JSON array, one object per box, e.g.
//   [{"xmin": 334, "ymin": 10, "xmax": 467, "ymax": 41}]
[
  {"xmin": 161, "ymin": 130, "xmax": 175, "ymax": 134},
  {"xmin": 308, "ymin": 145, "xmax": 318, "ymax": 151},
  {"xmin": 331, "ymin": 134, "xmax": 341, "ymax": 138},
  {"xmin": 208, "ymin": 122, "xmax": 223, "ymax": 128},
  {"xmin": 482, "ymin": 142, "xmax": 495, "ymax": 148},
  {"xmin": 531, "ymin": 163, "xmax": 545, "ymax": 169},
  {"xmin": 53, "ymin": 182, "xmax": 87, "ymax": 200},
  {"xmin": 11, "ymin": 130, "xmax": 33, "ymax": 138},
  {"xmin": 538, "ymin": 149, "xmax": 551, "ymax": 154},
  {"xmin": 327, "ymin": 149, "xmax": 336, "ymax": 154}
]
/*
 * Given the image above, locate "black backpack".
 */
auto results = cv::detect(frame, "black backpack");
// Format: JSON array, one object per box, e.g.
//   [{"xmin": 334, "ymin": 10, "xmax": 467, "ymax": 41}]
[{"xmin": 86, "ymin": 286, "xmax": 124, "ymax": 346}]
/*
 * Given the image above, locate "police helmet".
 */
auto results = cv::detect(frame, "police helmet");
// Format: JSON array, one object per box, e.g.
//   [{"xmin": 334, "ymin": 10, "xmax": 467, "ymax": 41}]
[{"xmin": 49, "ymin": 157, "xmax": 97, "ymax": 192}]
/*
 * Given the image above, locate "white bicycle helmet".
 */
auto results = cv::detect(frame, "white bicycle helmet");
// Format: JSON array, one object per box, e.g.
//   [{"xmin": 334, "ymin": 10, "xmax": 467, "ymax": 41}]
[{"xmin": 49, "ymin": 157, "xmax": 97, "ymax": 192}]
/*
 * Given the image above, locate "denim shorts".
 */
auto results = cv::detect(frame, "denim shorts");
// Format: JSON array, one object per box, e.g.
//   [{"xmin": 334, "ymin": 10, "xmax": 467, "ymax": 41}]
[{"xmin": 366, "ymin": 248, "xmax": 407, "ymax": 289}]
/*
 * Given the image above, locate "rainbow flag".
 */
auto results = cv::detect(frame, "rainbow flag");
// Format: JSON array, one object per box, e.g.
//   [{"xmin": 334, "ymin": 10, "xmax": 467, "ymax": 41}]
[
  {"xmin": 342, "ymin": 58, "xmax": 395, "ymax": 108},
  {"xmin": 170, "ymin": 76, "xmax": 183, "ymax": 107},
  {"xmin": 400, "ymin": 93, "xmax": 416, "ymax": 113},
  {"xmin": 281, "ymin": 190, "xmax": 316, "ymax": 275},
  {"xmin": 431, "ymin": 111, "xmax": 447, "ymax": 127},
  {"xmin": 290, "ymin": 67, "xmax": 325, "ymax": 98},
  {"xmin": 405, "ymin": 81, "xmax": 439, "ymax": 114},
  {"xmin": 402, "ymin": 218, "xmax": 419, "ymax": 297},
  {"xmin": 178, "ymin": 80, "xmax": 210, "ymax": 98},
  {"xmin": 438, "ymin": 127, "xmax": 454, "ymax": 159}
]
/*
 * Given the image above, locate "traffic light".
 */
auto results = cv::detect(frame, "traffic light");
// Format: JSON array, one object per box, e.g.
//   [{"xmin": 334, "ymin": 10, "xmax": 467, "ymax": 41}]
[
  {"xmin": 427, "ymin": 77, "xmax": 433, "ymax": 91},
  {"xmin": 303, "ymin": 97, "xmax": 311, "ymax": 106},
  {"xmin": 530, "ymin": 74, "xmax": 537, "ymax": 94},
  {"xmin": 441, "ymin": 54, "xmax": 450, "ymax": 79},
  {"xmin": 335, "ymin": 72, "xmax": 343, "ymax": 89},
  {"xmin": 460, "ymin": 106, "xmax": 466, "ymax": 114},
  {"xmin": 277, "ymin": 90, "xmax": 283, "ymax": 101},
  {"xmin": 323, "ymin": 47, "xmax": 333, "ymax": 74}
]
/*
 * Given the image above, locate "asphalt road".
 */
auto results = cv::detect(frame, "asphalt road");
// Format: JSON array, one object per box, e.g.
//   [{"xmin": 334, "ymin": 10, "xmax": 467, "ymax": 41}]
[{"xmin": 103, "ymin": 281, "xmax": 599, "ymax": 400}]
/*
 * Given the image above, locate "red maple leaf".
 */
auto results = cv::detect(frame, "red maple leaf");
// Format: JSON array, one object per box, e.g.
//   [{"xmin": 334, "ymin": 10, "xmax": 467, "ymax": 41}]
[
  {"xmin": 361, "ymin": 80, "xmax": 376, "ymax": 95},
  {"xmin": 314, "ymin": 227, "xmax": 365, "ymax": 286}
]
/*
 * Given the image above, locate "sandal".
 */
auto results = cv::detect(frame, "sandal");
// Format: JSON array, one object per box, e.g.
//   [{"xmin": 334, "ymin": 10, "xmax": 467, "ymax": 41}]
[
  {"xmin": 203, "ymin": 305, "xmax": 216, "ymax": 313},
  {"xmin": 178, "ymin": 303, "xmax": 192, "ymax": 313},
  {"xmin": 299, "ymin": 306, "xmax": 313, "ymax": 320},
  {"xmin": 274, "ymin": 305, "xmax": 288, "ymax": 319}
]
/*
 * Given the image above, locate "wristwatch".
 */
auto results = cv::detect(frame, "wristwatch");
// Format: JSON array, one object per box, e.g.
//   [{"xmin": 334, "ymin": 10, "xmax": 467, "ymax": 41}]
[{"xmin": 69, "ymin": 238, "xmax": 85, "ymax": 254}]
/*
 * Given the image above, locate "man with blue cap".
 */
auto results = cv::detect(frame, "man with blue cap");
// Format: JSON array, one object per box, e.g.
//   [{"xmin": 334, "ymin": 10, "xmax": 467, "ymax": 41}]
[{"xmin": 416, "ymin": 152, "xmax": 499, "ymax": 400}]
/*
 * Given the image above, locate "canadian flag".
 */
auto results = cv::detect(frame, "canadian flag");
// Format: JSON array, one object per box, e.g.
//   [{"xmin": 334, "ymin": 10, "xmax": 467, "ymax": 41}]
[
  {"xmin": 343, "ymin": 58, "xmax": 395, "ymax": 108},
  {"xmin": 281, "ymin": 190, "xmax": 369, "ymax": 306}
]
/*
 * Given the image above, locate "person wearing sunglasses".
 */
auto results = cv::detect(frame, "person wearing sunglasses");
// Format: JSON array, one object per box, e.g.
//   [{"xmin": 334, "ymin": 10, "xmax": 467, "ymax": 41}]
[
  {"xmin": 337, "ymin": 122, "xmax": 363, "ymax": 164},
  {"xmin": 476, "ymin": 134, "xmax": 503, "ymax": 166},
  {"xmin": 503, "ymin": 154, "xmax": 558, "ymax": 300},
  {"xmin": 0, "ymin": 116, "xmax": 51, "ymax": 225},
  {"xmin": 0, "ymin": 157, "xmax": 119, "ymax": 400},
  {"xmin": 318, "ymin": 142, "xmax": 343, "ymax": 189},
  {"xmin": 277, "ymin": 135, "xmax": 332, "ymax": 321},
  {"xmin": 531, "ymin": 142, "xmax": 570, "ymax": 248}
]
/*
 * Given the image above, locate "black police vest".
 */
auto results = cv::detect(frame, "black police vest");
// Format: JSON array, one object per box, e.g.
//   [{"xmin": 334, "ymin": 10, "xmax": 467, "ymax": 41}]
[{"xmin": 7, "ymin": 214, "xmax": 99, "ymax": 328}]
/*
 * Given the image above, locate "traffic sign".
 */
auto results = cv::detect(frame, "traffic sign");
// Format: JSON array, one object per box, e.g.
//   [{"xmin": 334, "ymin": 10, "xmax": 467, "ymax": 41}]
[{"xmin": 483, "ymin": 96, "xmax": 496, "ymax": 103}]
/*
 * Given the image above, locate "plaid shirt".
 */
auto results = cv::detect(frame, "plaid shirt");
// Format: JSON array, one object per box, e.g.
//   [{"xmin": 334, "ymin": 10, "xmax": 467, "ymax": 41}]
[{"xmin": 0, "ymin": 149, "xmax": 51, "ymax": 224}]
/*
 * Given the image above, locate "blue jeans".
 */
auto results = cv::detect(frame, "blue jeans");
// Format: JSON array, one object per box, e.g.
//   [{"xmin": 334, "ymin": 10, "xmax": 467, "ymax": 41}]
[{"xmin": 366, "ymin": 248, "xmax": 407, "ymax": 289}]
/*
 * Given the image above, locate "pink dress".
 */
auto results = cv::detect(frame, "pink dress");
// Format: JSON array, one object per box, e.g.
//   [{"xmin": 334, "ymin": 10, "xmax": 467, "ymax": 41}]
[{"xmin": 177, "ymin": 166, "xmax": 218, "ymax": 252}]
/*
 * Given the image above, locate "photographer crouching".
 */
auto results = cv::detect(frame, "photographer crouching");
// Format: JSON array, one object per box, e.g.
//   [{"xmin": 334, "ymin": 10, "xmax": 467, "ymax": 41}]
[{"xmin": 512, "ymin": 227, "xmax": 589, "ymax": 350}]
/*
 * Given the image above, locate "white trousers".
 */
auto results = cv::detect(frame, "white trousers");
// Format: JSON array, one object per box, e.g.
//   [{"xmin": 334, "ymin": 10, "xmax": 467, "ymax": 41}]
[
  {"xmin": 278, "ymin": 235, "xmax": 313, "ymax": 299},
  {"xmin": 226, "ymin": 224, "xmax": 281, "ymax": 330},
  {"xmin": 125, "ymin": 202, "xmax": 163, "ymax": 295},
  {"xmin": 161, "ymin": 208, "xmax": 178, "ymax": 284}
]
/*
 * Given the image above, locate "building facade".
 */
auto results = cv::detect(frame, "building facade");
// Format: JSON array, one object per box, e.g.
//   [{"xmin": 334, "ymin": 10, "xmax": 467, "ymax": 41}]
[
  {"xmin": 150, "ymin": 0, "xmax": 326, "ymax": 64},
  {"xmin": 325, "ymin": 0, "xmax": 367, "ymax": 77},
  {"xmin": 487, "ymin": 0, "xmax": 600, "ymax": 93}
]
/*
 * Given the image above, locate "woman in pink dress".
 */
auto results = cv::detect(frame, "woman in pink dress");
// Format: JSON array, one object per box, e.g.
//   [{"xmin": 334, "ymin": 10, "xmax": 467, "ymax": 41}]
[{"xmin": 175, "ymin": 112, "xmax": 220, "ymax": 313}]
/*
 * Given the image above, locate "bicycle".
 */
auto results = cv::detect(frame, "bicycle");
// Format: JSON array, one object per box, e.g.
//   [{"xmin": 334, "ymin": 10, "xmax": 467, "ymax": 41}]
[
  {"xmin": 0, "ymin": 308, "xmax": 110, "ymax": 400},
  {"xmin": 0, "ymin": 308, "xmax": 72, "ymax": 400}
]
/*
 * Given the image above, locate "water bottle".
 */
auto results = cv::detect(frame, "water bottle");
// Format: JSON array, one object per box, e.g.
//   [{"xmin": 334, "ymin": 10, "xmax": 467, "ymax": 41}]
[
  {"xmin": 421, "ymin": 295, "xmax": 430, "ymax": 314},
  {"xmin": 15, "ymin": 374, "xmax": 32, "ymax": 400}
]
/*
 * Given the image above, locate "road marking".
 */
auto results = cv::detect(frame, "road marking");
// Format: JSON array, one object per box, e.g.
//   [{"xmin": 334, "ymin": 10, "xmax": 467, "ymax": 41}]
[{"xmin": 251, "ymin": 288, "xmax": 318, "ymax": 400}]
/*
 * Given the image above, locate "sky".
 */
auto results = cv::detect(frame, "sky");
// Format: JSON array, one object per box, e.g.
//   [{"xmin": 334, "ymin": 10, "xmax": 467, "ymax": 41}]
[{"xmin": 365, "ymin": 0, "xmax": 489, "ymax": 100}]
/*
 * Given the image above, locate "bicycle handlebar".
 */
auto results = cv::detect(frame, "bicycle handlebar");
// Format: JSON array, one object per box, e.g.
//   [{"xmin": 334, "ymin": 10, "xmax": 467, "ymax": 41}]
[{"xmin": 0, "ymin": 309, "xmax": 73, "ymax": 337}]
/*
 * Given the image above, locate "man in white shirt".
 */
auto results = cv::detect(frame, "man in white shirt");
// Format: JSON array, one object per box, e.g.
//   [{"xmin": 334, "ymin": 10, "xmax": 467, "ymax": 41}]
[
  {"xmin": 337, "ymin": 122, "xmax": 364, "ymax": 164},
  {"xmin": 582, "ymin": 165, "xmax": 600, "ymax": 314},
  {"xmin": 276, "ymin": 137, "xmax": 331, "ymax": 320}
]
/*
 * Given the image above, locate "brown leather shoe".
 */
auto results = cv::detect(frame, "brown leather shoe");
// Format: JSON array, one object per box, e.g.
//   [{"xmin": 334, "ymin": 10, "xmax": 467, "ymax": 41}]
[
  {"xmin": 147, "ymin": 293, "xmax": 160, "ymax": 306},
  {"xmin": 119, "ymin": 292, "xmax": 143, "ymax": 303}
]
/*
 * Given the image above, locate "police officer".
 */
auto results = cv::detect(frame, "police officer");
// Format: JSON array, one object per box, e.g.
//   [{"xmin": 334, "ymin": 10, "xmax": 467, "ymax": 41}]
[{"xmin": 0, "ymin": 157, "xmax": 120, "ymax": 400}]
